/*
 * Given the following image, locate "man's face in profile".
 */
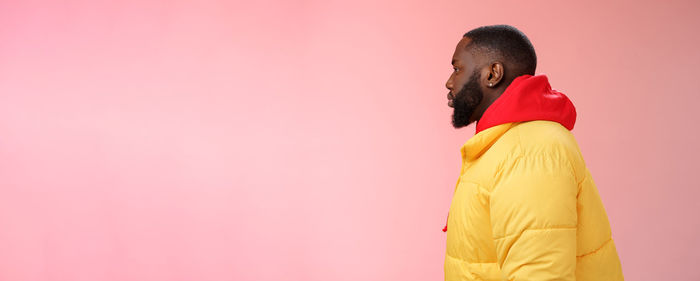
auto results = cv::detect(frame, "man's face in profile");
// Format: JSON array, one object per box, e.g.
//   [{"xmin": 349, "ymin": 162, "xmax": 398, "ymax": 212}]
[{"xmin": 446, "ymin": 38, "xmax": 484, "ymax": 128}]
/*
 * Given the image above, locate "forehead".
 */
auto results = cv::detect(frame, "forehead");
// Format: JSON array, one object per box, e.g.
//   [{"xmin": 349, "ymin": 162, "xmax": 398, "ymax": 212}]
[{"xmin": 452, "ymin": 37, "xmax": 473, "ymax": 64}]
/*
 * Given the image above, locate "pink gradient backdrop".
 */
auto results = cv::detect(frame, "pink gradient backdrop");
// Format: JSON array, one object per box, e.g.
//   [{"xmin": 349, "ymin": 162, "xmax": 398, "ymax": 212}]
[{"xmin": 1, "ymin": 0, "xmax": 698, "ymax": 280}]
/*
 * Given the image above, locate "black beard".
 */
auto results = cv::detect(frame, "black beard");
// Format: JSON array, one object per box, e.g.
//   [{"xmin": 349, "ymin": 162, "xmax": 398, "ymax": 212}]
[{"xmin": 451, "ymin": 71, "xmax": 484, "ymax": 128}]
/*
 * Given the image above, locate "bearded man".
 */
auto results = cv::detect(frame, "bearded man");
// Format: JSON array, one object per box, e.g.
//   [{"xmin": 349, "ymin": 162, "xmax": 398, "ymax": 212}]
[{"xmin": 443, "ymin": 25, "xmax": 624, "ymax": 281}]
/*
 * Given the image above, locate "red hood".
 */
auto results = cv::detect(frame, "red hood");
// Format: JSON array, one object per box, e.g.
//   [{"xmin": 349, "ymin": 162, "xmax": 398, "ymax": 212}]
[{"xmin": 475, "ymin": 74, "xmax": 576, "ymax": 134}]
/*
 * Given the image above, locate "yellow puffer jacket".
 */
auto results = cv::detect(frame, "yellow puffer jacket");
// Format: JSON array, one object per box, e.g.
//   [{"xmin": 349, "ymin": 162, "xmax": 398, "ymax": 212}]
[{"xmin": 444, "ymin": 75, "xmax": 624, "ymax": 281}]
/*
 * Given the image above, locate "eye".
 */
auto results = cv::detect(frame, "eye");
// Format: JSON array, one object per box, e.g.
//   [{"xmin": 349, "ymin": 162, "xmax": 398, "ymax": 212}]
[{"xmin": 453, "ymin": 67, "xmax": 459, "ymax": 72}]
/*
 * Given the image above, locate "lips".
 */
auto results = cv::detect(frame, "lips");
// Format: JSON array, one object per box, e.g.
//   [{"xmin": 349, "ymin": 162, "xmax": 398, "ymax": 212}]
[{"xmin": 447, "ymin": 92, "xmax": 454, "ymax": 107}]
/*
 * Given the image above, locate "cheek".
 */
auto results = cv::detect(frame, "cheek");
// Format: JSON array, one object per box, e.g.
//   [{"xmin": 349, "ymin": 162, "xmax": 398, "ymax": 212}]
[{"xmin": 454, "ymin": 76, "xmax": 468, "ymax": 92}]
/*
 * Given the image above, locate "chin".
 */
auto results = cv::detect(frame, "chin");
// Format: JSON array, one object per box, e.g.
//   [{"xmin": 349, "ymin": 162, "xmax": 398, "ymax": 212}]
[
  {"xmin": 451, "ymin": 120, "xmax": 472, "ymax": 129},
  {"xmin": 451, "ymin": 113, "xmax": 476, "ymax": 129}
]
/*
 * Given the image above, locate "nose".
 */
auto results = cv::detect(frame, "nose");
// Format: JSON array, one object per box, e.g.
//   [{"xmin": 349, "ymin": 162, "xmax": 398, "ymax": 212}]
[{"xmin": 445, "ymin": 74, "xmax": 454, "ymax": 91}]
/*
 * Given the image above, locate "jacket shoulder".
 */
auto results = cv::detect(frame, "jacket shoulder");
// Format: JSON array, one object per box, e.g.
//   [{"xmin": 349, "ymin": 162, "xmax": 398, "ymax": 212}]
[{"xmin": 507, "ymin": 120, "xmax": 587, "ymax": 177}]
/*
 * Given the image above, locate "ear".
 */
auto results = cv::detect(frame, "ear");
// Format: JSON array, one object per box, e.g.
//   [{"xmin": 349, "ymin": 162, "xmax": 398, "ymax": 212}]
[{"xmin": 483, "ymin": 62, "xmax": 504, "ymax": 88}]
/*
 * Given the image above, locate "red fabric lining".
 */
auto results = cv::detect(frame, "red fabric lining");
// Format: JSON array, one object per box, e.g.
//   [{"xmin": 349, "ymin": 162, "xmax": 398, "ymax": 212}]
[{"xmin": 475, "ymin": 74, "xmax": 576, "ymax": 134}]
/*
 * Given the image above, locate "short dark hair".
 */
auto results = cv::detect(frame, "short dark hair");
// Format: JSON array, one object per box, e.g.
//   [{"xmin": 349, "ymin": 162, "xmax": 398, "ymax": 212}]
[{"xmin": 463, "ymin": 25, "xmax": 537, "ymax": 77}]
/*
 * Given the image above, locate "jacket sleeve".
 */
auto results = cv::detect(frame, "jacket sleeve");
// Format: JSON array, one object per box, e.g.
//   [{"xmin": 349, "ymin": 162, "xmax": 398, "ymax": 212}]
[{"xmin": 489, "ymin": 155, "xmax": 578, "ymax": 281}]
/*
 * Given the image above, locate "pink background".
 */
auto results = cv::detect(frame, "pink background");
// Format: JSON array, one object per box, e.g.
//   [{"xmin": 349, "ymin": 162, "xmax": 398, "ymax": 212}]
[{"xmin": 1, "ymin": 0, "xmax": 698, "ymax": 280}]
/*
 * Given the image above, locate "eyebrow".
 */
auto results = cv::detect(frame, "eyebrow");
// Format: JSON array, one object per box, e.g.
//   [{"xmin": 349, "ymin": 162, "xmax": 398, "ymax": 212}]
[{"xmin": 451, "ymin": 59, "xmax": 456, "ymax": 65}]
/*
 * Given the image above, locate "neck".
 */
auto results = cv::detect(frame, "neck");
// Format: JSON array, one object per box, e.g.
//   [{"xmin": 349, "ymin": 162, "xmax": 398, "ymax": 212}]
[{"xmin": 471, "ymin": 87, "xmax": 506, "ymax": 123}]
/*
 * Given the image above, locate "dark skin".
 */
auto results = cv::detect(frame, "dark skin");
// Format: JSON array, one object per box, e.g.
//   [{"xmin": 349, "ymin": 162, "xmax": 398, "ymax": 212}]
[{"xmin": 446, "ymin": 37, "xmax": 508, "ymax": 126}]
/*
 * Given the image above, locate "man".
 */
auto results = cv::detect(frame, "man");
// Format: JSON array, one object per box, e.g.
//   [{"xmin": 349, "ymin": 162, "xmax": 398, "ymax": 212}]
[{"xmin": 442, "ymin": 25, "xmax": 624, "ymax": 281}]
